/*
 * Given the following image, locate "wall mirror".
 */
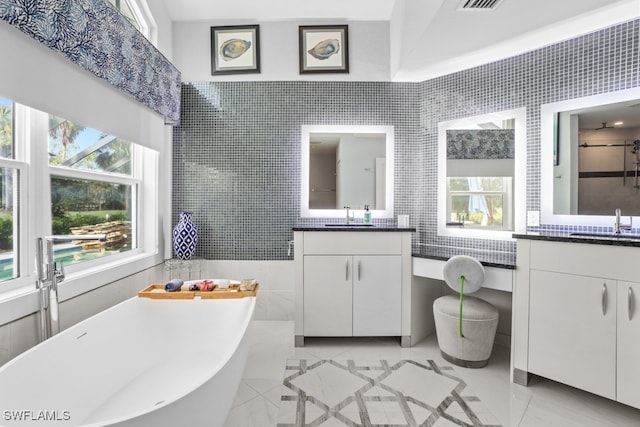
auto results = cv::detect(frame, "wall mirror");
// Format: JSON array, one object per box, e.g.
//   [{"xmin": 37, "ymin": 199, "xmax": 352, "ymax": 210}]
[
  {"xmin": 300, "ymin": 125, "xmax": 394, "ymax": 218},
  {"xmin": 437, "ymin": 108, "xmax": 526, "ymax": 240},
  {"xmin": 541, "ymin": 87, "xmax": 640, "ymax": 226}
]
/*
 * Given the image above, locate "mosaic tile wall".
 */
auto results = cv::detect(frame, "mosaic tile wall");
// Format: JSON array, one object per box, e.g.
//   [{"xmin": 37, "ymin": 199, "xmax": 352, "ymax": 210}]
[
  {"xmin": 173, "ymin": 19, "xmax": 639, "ymax": 260},
  {"xmin": 173, "ymin": 82, "xmax": 420, "ymax": 260},
  {"xmin": 417, "ymin": 18, "xmax": 639, "ymax": 254}
]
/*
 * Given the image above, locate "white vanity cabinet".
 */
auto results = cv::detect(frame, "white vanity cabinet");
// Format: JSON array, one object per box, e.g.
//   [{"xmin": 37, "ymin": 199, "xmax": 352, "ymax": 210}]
[
  {"xmin": 528, "ymin": 270, "xmax": 616, "ymax": 399},
  {"xmin": 617, "ymin": 280, "xmax": 640, "ymax": 409},
  {"xmin": 303, "ymin": 255, "xmax": 353, "ymax": 336},
  {"xmin": 294, "ymin": 230, "xmax": 412, "ymax": 346},
  {"xmin": 303, "ymin": 255, "xmax": 401, "ymax": 336},
  {"xmin": 513, "ymin": 238, "xmax": 640, "ymax": 409}
]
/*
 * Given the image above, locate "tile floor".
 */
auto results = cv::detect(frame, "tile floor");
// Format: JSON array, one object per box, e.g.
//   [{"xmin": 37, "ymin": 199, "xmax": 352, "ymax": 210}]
[
  {"xmin": 224, "ymin": 321, "xmax": 640, "ymax": 427},
  {"xmin": 277, "ymin": 359, "xmax": 500, "ymax": 426}
]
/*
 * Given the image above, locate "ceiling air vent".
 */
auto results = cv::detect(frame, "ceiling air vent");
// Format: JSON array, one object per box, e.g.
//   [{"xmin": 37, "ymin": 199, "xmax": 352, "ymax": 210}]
[{"xmin": 458, "ymin": 0, "xmax": 504, "ymax": 11}]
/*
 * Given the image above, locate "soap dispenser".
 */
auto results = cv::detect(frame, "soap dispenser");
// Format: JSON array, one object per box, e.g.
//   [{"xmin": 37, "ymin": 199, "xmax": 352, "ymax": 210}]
[{"xmin": 363, "ymin": 204, "xmax": 372, "ymax": 225}]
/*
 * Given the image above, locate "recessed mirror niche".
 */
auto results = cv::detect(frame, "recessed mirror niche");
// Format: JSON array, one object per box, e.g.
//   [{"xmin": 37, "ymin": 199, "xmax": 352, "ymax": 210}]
[
  {"xmin": 437, "ymin": 108, "xmax": 526, "ymax": 239},
  {"xmin": 300, "ymin": 125, "xmax": 394, "ymax": 218}
]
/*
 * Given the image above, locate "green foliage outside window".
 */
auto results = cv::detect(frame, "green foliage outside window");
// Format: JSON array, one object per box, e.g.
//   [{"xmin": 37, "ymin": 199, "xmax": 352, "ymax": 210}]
[{"xmin": 449, "ymin": 177, "xmax": 506, "ymax": 228}]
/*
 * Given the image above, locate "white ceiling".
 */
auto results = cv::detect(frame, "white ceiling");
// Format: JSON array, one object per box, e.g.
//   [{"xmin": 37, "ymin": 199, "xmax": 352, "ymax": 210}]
[
  {"xmin": 162, "ymin": 0, "xmax": 395, "ymax": 22},
  {"xmin": 161, "ymin": 0, "xmax": 639, "ymax": 81}
]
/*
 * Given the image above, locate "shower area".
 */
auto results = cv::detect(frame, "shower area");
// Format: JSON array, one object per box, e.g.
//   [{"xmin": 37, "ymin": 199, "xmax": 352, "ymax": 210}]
[
  {"xmin": 578, "ymin": 136, "xmax": 640, "ymax": 215},
  {"xmin": 552, "ymin": 96, "xmax": 640, "ymax": 217}
]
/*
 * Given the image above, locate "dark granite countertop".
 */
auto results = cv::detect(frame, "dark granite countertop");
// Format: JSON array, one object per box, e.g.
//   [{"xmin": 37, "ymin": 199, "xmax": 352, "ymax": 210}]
[
  {"xmin": 412, "ymin": 244, "xmax": 516, "ymax": 269},
  {"xmin": 513, "ymin": 232, "xmax": 640, "ymax": 248},
  {"xmin": 292, "ymin": 226, "xmax": 416, "ymax": 232}
]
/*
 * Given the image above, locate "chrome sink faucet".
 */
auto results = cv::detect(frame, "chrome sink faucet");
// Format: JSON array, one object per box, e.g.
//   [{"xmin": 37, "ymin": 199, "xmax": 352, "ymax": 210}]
[
  {"xmin": 614, "ymin": 208, "xmax": 632, "ymax": 234},
  {"xmin": 35, "ymin": 234, "xmax": 106, "ymax": 342},
  {"xmin": 344, "ymin": 206, "xmax": 351, "ymax": 224}
]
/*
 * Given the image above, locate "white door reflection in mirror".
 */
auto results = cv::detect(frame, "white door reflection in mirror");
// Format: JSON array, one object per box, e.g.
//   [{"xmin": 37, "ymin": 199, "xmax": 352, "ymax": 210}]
[
  {"xmin": 437, "ymin": 108, "xmax": 526, "ymax": 240},
  {"xmin": 301, "ymin": 125, "xmax": 394, "ymax": 218}
]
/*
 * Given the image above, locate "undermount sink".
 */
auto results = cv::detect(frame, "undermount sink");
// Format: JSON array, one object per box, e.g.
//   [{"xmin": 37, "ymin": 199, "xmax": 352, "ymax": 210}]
[
  {"xmin": 570, "ymin": 232, "xmax": 640, "ymax": 240},
  {"xmin": 324, "ymin": 223, "xmax": 374, "ymax": 227}
]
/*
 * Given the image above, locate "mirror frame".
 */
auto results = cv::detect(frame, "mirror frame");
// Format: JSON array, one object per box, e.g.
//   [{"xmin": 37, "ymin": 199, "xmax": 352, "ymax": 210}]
[
  {"xmin": 300, "ymin": 125, "xmax": 395, "ymax": 218},
  {"xmin": 437, "ymin": 108, "xmax": 527, "ymax": 240},
  {"xmin": 540, "ymin": 87, "xmax": 640, "ymax": 226}
]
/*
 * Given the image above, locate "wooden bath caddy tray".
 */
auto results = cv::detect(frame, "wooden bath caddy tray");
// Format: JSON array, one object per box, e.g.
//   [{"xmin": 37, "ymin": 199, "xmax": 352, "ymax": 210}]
[{"xmin": 138, "ymin": 283, "xmax": 258, "ymax": 299}]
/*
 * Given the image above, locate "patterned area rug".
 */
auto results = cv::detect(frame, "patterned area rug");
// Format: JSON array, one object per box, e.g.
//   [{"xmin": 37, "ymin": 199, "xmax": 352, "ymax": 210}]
[{"xmin": 276, "ymin": 359, "xmax": 502, "ymax": 427}]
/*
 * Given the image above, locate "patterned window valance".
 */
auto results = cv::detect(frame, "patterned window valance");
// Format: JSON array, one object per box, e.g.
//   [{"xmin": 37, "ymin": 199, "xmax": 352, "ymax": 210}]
[
  {"xmin": 446, "ymin": 129, "xmax": 515, "ymax": 160},
  {"xmin": 0, "ymin": 0, "xmax": 181, "ymax": 124}
]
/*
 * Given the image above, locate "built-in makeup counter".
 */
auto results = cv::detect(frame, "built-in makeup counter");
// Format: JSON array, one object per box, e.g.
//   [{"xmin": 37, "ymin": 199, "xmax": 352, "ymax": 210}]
[
  {"xmin": 412, "ymin": 244, "xmax": 515, "ymax": 293},
  {"xmin": 292, "ymin": 225, "xmax": 416, "ymax": 232}
]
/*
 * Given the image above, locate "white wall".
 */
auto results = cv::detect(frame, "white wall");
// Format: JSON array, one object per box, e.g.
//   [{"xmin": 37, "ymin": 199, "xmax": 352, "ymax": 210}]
[
  {"xmin": 199, "ymin": 261, "xmax": 294, "ymax": 321},
  {"xmin": 172, "ymin": 20, "xmax": 390, "ymax": 81}
]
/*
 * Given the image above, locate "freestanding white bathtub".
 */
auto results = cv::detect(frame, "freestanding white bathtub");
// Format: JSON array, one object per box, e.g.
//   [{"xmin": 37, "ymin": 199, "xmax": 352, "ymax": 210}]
[{"xmin": 0, "ymin": 294, "xmax": 256, "ymax": 427}]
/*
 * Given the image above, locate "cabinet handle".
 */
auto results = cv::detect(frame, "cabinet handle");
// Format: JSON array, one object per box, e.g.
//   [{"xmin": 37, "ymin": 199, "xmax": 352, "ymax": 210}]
[
  {"xmin": 357, "ymin": 261, "xmax": 361, "ymax": 281},
  {"xmin": 629, "ymin": 287, "xmax": 635, "ymax": 321},
  {"xmin": 602, "ymin": 283, "xmax": 607, "ymax": 316},
  {"xmin": 345, "ymin": 259, "xmax": 349, "ymax": 281}
]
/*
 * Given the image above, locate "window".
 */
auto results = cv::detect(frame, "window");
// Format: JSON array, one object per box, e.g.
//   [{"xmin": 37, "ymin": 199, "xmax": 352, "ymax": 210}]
[
  {"xmin": 48, "ymin": 116, "xmax": 139, "ymax": 268},
  {"xmin": 447, "ymin": 177, "xmax": 513, "ymax": 230},
  {"xmin": 48, "ymin": 116, "xmax": 132, "ymax": 175},
  {"xmin": 107, "ymin": 0, "xmax": 155, "ymax": 41},
  {"xmin": 0, "ymin": 98, "xmax": 13, "ymax": 159},
  {"xmin": 437, "ymin": 108, "xmax": 526, "ymax": 239},
  {"xmin": 0, "ymin": 97, "xmax": 157, "ymax": 292},
  {"xmin": 0, "ymin": 98, "xmax": 18, "ymax": 283},
  {"xmin": 108, "ymin": 0, "xmax": 142, "ymax": 33}
]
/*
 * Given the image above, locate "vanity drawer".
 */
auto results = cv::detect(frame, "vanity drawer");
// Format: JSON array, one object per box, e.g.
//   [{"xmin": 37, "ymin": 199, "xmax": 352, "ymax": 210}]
[
  {"xmin": 530, "ymin": 240, "xmax": 639, "ymax": 281},
  {"xmin": 303, "ymin": 231, "xmax": 402, "ymax": 255}
]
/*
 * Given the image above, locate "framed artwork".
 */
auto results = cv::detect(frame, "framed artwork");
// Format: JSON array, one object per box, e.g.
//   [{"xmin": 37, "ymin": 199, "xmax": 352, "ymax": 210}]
[
  {"xmin": 299, "ymin": 25, "xmax": 349, "ymax": 74},
  {"xmin": 211, "ymin": 25, "xmax": 260, "ymax": 75}
]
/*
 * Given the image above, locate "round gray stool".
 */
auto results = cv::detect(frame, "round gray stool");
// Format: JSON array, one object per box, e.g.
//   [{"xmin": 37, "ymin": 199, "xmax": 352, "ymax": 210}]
[{"xmin": 433, "ymin": 255, "xmax": 499, "ymax": 368}]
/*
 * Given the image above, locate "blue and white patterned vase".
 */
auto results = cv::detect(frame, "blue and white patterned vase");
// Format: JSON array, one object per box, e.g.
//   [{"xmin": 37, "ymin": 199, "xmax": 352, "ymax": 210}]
[{"xmin": 173, "ymin": 211, "xmax": 198, "ymax": 260}]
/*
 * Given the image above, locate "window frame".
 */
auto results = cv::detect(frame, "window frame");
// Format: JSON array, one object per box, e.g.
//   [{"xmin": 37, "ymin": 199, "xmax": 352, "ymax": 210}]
[
  {"xmin": 110, "ymin": 0, "xmax": 157, "ymax": 44},
  {"xmin": 437, "ymin": 108, "xmax": 527, "ymax": 241},
  {"xmin": 0, "ymin": 103, "xmax": 31, "ymax": 292},
  {"xmin": 0, "ymin": 102, "xmax": 159, "ymax": 295},
  {"xmin": 446, "ymin": 176, "xmax": 514, "ymax": 231},
  {"xmin": 48, "ymin": 167, "xmax": 142, "ymax": 274}
]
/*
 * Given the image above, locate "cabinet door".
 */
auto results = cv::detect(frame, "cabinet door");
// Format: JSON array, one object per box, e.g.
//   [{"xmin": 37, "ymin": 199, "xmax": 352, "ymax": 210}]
[
  {"xmin": 303, "ymin": 256, "xmax": 352, "ymax": 336},
  {"xmin": 353, "ymin": 255, "xmax": 402, "ymax": 336},
  {"xmin": 529, "ymin": 270, "xmax": 616, "ymax": 399},
  {"xmin": 617, "ymin": 281, "xmax": 640, "ymax": 409}
]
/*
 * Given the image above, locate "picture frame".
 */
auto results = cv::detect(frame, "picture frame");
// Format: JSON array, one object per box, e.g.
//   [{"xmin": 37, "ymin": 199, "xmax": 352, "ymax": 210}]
[
  {"xmin": 211, "ymin": 25, "xmax": 260, "ymax": 75},
  {"xmin": 299, "ymin": 25, "xmax": 349, "ymax": 74}
]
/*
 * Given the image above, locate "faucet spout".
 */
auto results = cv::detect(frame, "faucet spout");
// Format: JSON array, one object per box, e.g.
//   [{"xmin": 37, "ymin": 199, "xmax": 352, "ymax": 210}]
[
  {"xmin": 344, "ymin": 206, "xmax": 351, "ymax": 224},
  {"xmin": 35, "ymin": 234, "xmax": 106, "ymax": 342},
  {"xmin": 614, "ymin": 208, "xmax": 632, "ymax": 234}
]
